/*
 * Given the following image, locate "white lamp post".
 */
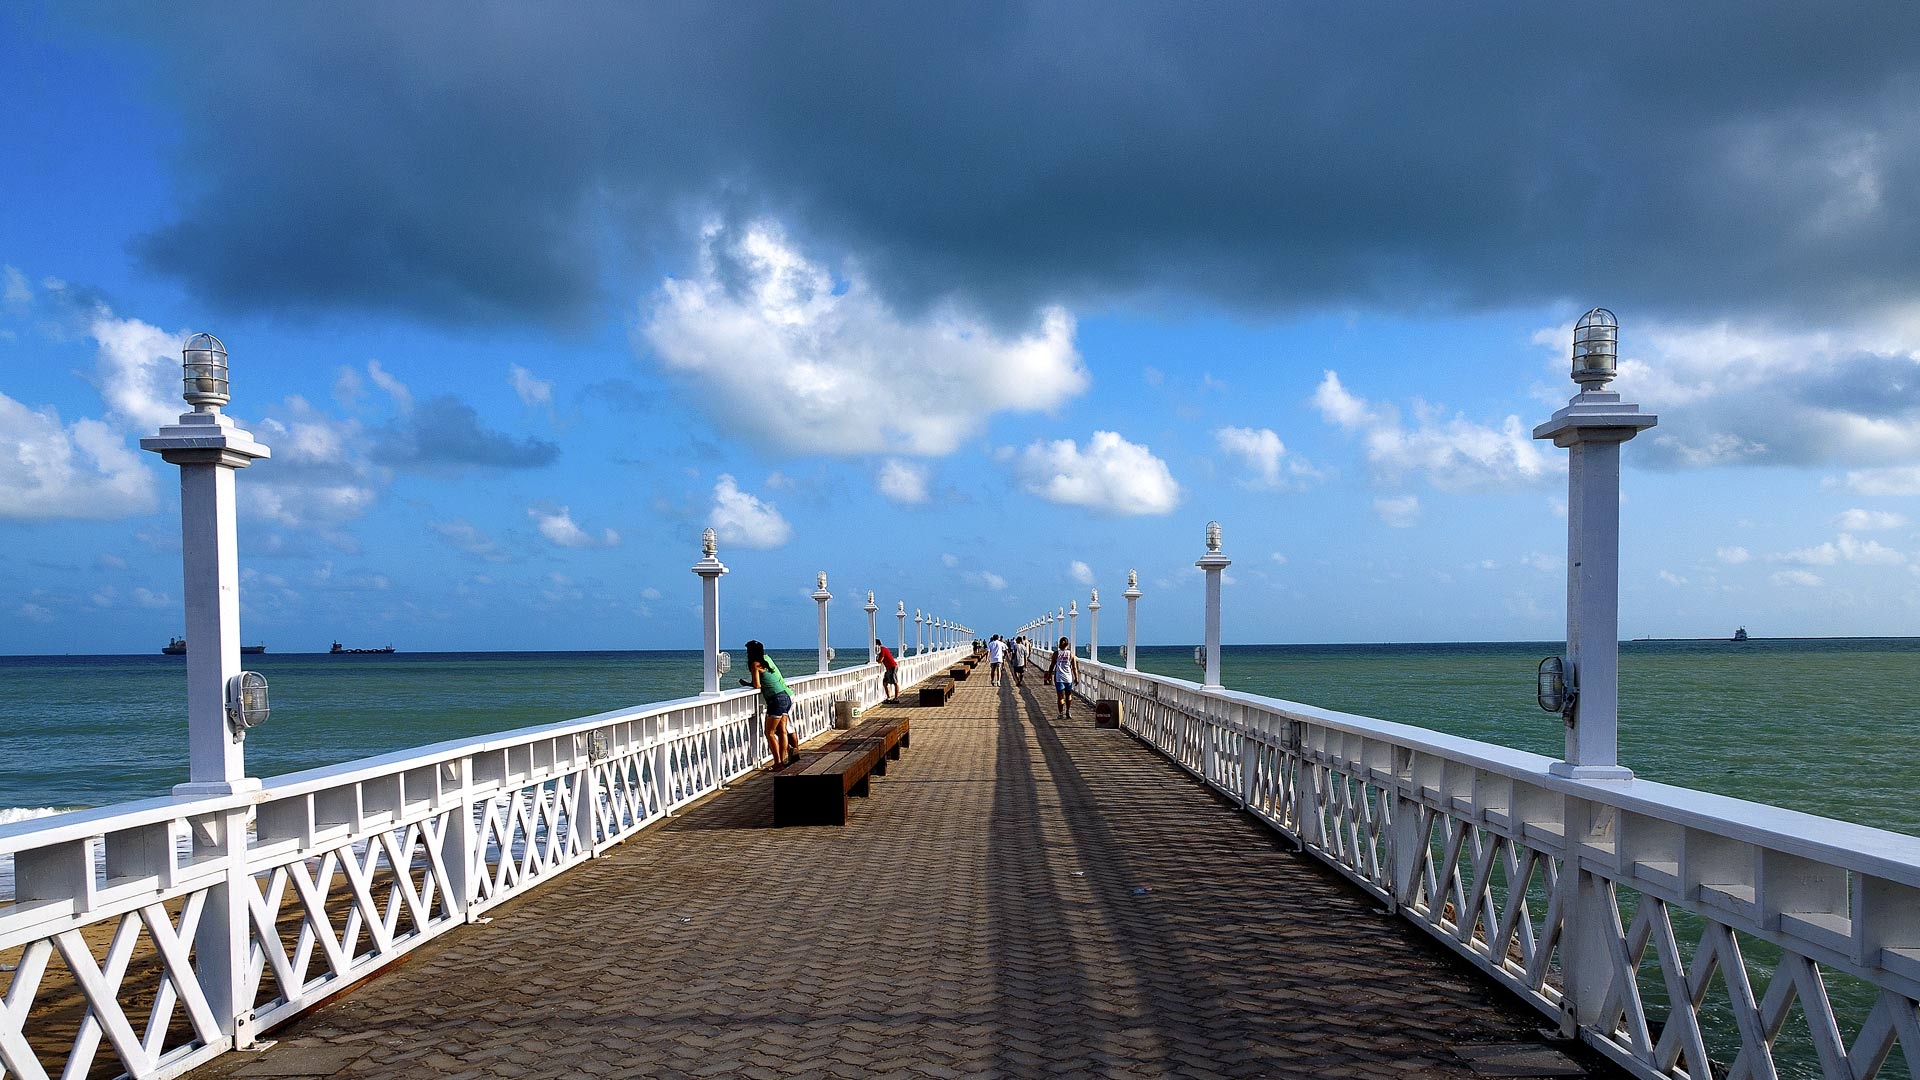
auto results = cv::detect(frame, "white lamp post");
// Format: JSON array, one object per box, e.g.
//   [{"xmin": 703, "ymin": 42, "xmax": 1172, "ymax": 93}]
[
  {"xmin": 1196, "ymin": 521, "xmax": 1230, "ymax": 689},
  {"xmin": 140, "ymin": 334, "xmax": 271, "ymax": 796},
  {"xmin": 1534, "ymin": 308, "xmax": 1656, "ymax": 781},
  {"xmin": 1123, "ymin": 569, "xmax": 1142, "ymax": 671},
  {"xmin": 896, "ymin": 601, "xmax": 907, "ymax": 657},
  {"xmin": 915, "ymin": 609, "xmax": 924, "ymax": 654},
  {"xmin": 691, "ymin": 528, "xmax": 728, "ymax": 694},
  {"xmin": 1068, "ymin": 600, "xmax": 1078, "ymax": 652},
  {"xmin": 813, "ymin": 571, "xmax": 833, "ymax": 674},
  {"xmin": 139, "ymin": 333, "xmax": 271, "ymax": 1051},
  {"xmin": 864, "ymin": 591, "xmax": 879, "ymax": 664},
  {"xmin": 1088, "ymin": 589, "xmax": 1101, "ymax": 664}
]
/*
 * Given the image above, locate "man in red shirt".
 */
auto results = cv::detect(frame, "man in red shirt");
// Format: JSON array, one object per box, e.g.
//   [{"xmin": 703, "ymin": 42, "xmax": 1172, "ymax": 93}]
[{"xmin": 875, "ymin": 639, "xmax": 900, "ymax": 702}]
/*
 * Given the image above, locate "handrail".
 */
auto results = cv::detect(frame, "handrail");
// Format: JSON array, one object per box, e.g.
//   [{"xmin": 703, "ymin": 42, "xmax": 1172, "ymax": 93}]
[
  {"xmin": 0, "ymin": 647, "xmax": 972, "ymax": 1080},
  {"xmin": 1076, "ymin": 658, "xmax": 1920, "ymax": 1080}
]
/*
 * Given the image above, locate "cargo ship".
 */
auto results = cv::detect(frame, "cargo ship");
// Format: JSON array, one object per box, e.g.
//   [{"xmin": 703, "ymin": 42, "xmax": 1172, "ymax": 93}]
[
  {"xmin": 162, "ymin": 637, "xmax": 266, "ymax": 655},
  {"xmin": 330, "ymin": 641, "xmax": 396, "ymax": 654}
]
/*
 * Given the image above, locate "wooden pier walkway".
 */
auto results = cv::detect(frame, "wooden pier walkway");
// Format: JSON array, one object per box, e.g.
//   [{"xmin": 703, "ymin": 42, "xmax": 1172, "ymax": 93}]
[{"xmin": 198, "ymin": 669, "xmax": 1610, "ymax": 1080}]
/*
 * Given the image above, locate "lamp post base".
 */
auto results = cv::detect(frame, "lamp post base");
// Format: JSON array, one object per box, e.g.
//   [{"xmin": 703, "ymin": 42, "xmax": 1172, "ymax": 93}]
[
  {"xmin": 172, "ymin": 778, "xmax": 263, "ymax": 799},
  {"xmin": 1547, "ymin": 762, "xmax": 1635, "ymax": 782}
]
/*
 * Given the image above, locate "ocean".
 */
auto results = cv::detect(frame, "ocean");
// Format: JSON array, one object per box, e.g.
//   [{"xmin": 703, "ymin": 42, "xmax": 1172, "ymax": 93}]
[{"xmin": 5, "ymin": 638, "xmax": 1915, "ymax": 837}]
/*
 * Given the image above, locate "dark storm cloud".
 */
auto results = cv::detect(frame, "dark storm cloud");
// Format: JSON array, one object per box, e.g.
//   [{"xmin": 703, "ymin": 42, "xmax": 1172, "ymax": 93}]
[
  {"xmin": 98, "ymin": 3, "xmax": 1920, "ymax": 326},
  {"xmin": 377, "ymin": 396, "xmax": 559, "ymax": 469}
]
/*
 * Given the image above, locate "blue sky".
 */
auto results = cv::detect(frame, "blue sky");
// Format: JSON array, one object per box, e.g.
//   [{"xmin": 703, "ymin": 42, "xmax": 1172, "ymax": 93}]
[{"xmin": 5, "ymin": 4, "xmax": 1920, "ymax": 654}]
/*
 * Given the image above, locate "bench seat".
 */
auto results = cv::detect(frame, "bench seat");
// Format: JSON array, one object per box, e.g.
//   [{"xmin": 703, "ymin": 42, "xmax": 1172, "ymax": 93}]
[{"xmin": 773, "ymin": 716, "xmax": 912, "ymax": 826}]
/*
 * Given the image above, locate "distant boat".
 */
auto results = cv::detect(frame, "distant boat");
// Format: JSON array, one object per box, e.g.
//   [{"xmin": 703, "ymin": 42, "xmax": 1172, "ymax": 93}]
[
  {"xmin": 1732, "ymin": 627, "xmax": 1749, "ymax": 642},
  {"xmin": 330, "ymin": 641, "xmax": 396, "ymax": 655},
  {"xmin": 162, "ymin": 637, "xmax": 266, "ymax": 655}
]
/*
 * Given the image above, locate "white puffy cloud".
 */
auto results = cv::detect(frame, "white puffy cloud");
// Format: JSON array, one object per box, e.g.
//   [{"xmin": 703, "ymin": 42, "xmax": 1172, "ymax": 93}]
[
  {"xmin": 1070, "ymin": 560, "xmax": 1095, "ymax": 585},
  {"xmin": 876, "ymin": 459, "xmax": 930, "ymax": 505},
  {"xmin": 0, "ymin": 393, "xmax": 155, "ymax": 520},
  {"xmin": 641, "ymin": 221, "xmax": 1089, "ymax": 455},
  {"xmin": 528, "ymin": 505, "xmax": 619, "ymax": 549},
  {"xmin": 88, "ymin": 314, "xmax": 182, "ymax": 433},
  {"xmin": 1214, "ymin": 426, "xmax": 1316, "ymax": 490},
  {"xmin": 1771, "ymin": 570, "xmax": 1824, "ymax": 587},
  {"xmin": 1834, "ymin": 508, "xmax": 1907, "ymax": 531},
  {"xmin": 1009, "ymin": 431, "xmax": 1180, "ymax": 515},
  {"xmin": 1835, "ymin": 533, "xmax": 1904, "ymax": 565},
  {"xmin": 710, "ymin": 474, "xmax": 791, "ymax": 549},
  {"xmin": 1373, "ymin": 494, "xmax": 1421, "ymax": 528},
  {"xmin": 1767, "ymin": 533, "xmax": 1903, "ymax": 567},
  {"xmin": 1833, "ymin": 467, "xmax": 1920, "ymax": 496},
  {"xmin": 509, "ymin": 364, "xmax": 553, "ymax": 407},
  {"xmin": 968, "ymin": 570, "xmax": 1008, "ymax": 591},
  {"xmin": 365, "ymin": 359, "xmax": 412, "ymax": 412},
  {"xmin": 1313, "ymin": 371, "xmax": 1554, "ymax": 491},
  {"xmin": 1270, "ymin": 552, "xmax": 1289, "ymax": 566},
  {"xmin": 1658, "ymin": 570, "xmax": 1689, "ymax": 586},
  {"xmin": 1716, "ymin": 546, "xmax": 1752, "ymax": 565}
]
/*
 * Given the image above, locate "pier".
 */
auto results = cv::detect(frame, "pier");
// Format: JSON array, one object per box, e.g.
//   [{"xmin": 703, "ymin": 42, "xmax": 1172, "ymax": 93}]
[{"xmin": 179, "ymin": 670, "xmax": 1597, "ymax": 1080}]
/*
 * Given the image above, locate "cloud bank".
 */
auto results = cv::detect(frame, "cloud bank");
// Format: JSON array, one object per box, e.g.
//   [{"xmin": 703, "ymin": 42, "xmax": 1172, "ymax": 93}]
[{"xmin": 106, "ymin": 4, "xmax": 1920, "ymax": 329}]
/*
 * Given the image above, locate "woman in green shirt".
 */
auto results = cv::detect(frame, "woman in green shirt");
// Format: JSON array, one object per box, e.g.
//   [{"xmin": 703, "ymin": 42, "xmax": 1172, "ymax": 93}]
[{"xmin": 744, "ymin": 639, "xmax": 801, "ymax": 767}]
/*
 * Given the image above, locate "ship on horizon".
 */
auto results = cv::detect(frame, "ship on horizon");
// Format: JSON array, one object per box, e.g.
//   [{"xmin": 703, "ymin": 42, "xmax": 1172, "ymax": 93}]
[
  {"xmin": 330, "ymin": 641, "xmax": 396, "ymax": 655},
  {"xmin": 162, "ymin": 636, "xmax": 266, "ymax": 655}
]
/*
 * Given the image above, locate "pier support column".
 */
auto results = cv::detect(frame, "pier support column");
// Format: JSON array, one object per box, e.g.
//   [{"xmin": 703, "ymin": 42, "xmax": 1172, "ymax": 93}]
[
  {"xmin": 915, "ymin": 609, "xmax": 924, "ymax": 655},
  {"xmin": 813, "ymin": 572, "xmax": 833, "ymax": 674},
  {"xmin": 1196, "ymin": 521, "xmax": 1231, "ymax": 690},
  {"xmin": 1088, "ymin": 590, "xmax": 1101, "ymax": 664},
  {"xmin": 897, "ymin": 602, "xmax": 907, "ymax": 657},
  {"xmin": 1124, "ymin": 570, "xmax": 1141, "ymax": 671},
  {"xmin": 691, "ymin": 529, "xmax": 728, "ymax": 694},
  {"xmin": 1533, "ymin": 309, "xmax": 1656, "ymax": 781},
  {"xmin": 1068, "ymin": 601, "xmax": 1078, "ymax": 654}
]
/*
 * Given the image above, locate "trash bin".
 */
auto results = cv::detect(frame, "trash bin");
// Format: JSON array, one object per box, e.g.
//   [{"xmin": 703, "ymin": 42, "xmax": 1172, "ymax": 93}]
[
  {"xmin": 1094, "ymin": 699, "xmax": 1122, "ymax": 729},
  {"xmin": 833, "ymin": 699, "xmax": 859, "ymax": 729}
]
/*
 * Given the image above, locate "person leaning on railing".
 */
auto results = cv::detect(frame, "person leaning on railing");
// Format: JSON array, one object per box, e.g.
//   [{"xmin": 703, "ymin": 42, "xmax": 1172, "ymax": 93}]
[
  {"xmin": 742, "ymin": 639, "xmax": 801, "ymax": 767},
  {"xmin": 875, "ymin": 638, "xmax": 900, "ymax": 703}
]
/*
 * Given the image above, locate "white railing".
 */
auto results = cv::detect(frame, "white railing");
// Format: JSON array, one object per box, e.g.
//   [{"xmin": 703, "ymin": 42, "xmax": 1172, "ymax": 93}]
[
  {"xmin": 0, "ymin": 648, "xmax": 968, "ymax": 1080},
  {"xmin": 1077, "ymin": 660, "xmax": 1920, "ymax": 1080}
]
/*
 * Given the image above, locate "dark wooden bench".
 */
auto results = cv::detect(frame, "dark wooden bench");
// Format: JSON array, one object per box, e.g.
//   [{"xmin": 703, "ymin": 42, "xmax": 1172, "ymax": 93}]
[
  {"xmin": 950, "ymin": 664, "xmax": 970, "ymax": 680},
  {"xmin": 773, "ymin": 716, "xmax": 912, "ymax": 826},
  {"xmin": 918, "ymin": 680, "xmax": 954, "ymax": 706}
]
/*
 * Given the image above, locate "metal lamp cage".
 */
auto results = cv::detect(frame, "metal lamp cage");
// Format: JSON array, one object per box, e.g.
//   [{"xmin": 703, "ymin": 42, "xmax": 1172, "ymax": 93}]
[
  {"xmin": 227, "ymin": 671, "xmax": 270, "ymax": 731},
  {"xmin": 182, "ymin": 333, "xmax": 230, "ymax": 409},
  {"xmin": 1571, "ymin": 308, "xmax": 1619, "ymax": 389}
]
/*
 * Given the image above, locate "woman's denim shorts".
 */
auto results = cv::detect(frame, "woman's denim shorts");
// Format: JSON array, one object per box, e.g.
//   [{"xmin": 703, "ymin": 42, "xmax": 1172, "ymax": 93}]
[{"xmin": 768, "ymin": 691, "xmax": 793, "ymax": 716}]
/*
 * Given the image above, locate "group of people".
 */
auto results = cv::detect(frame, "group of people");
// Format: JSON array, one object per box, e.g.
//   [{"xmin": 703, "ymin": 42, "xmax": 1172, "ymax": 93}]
[
  {"xmin": 985, "ymin": 633, "xmax": 1078, "ymax": 720},
  {"xmin": 741, "ymin": 630, "xmax": 1081, "ymax": 771}
]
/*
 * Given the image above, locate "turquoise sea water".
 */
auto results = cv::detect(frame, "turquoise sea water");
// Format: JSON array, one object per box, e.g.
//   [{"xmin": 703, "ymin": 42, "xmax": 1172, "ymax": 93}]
[{"xmin": 3, "ymin": 639, "xmax": 1916, "ymax": 839}]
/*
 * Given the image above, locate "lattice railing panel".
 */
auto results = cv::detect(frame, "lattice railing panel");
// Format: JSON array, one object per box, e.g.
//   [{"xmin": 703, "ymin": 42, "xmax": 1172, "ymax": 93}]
[{"xmin": 0, "ymin": 890, "xmax": 221, "ymax": 1080}]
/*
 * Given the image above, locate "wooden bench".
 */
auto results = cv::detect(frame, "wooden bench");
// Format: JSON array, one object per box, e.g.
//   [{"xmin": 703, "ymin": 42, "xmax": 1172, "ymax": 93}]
[
  {"xmin": 773, "ymin": 716, "xmax": 912, "ymax": 826},
  {"xmin": 918, "ymin": 680, "xmax": 954, "ymax": 706},
  {"xmin": 950, "ymin": 664, "xmax": 970, "ymax": 680}
]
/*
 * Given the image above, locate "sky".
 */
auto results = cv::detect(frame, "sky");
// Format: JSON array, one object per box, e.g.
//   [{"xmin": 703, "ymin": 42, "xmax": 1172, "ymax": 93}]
[{"xmin": 5, "ymin": 2, "xmax": 1920, "ymax": 654}]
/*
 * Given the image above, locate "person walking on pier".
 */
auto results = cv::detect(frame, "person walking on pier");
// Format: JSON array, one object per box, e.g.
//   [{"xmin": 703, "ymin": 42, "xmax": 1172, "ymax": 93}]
[
  {"xmin": 1010, "ymin": 635, "xmax": 1027, "ymax": 685},
  {"xmin": 875, "ymin": 638, "xmax": 900, "ymax": 703},
  {"xmin": 743, "ymin": 640, "xmax": 801, "ymax": 767},
  {"xmin": 1050, "ymin": 636, "xmax": 1078, "ymax": 721},
  {"xmin": 987, "ymin": 634, "xmax": 1005, "ymax": 685}
]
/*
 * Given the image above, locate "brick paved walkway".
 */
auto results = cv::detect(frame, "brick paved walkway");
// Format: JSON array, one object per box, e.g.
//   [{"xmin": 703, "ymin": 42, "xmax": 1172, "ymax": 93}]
[{"xmin": 200, "ymin": 669, "xmax": 1612, "ymax": 1080}]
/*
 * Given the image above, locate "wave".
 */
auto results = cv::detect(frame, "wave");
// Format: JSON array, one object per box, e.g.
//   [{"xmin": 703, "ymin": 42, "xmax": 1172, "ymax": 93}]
[{"xmin": 0, "ymin": 806, "xmax": 68, "ymax": 826}]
